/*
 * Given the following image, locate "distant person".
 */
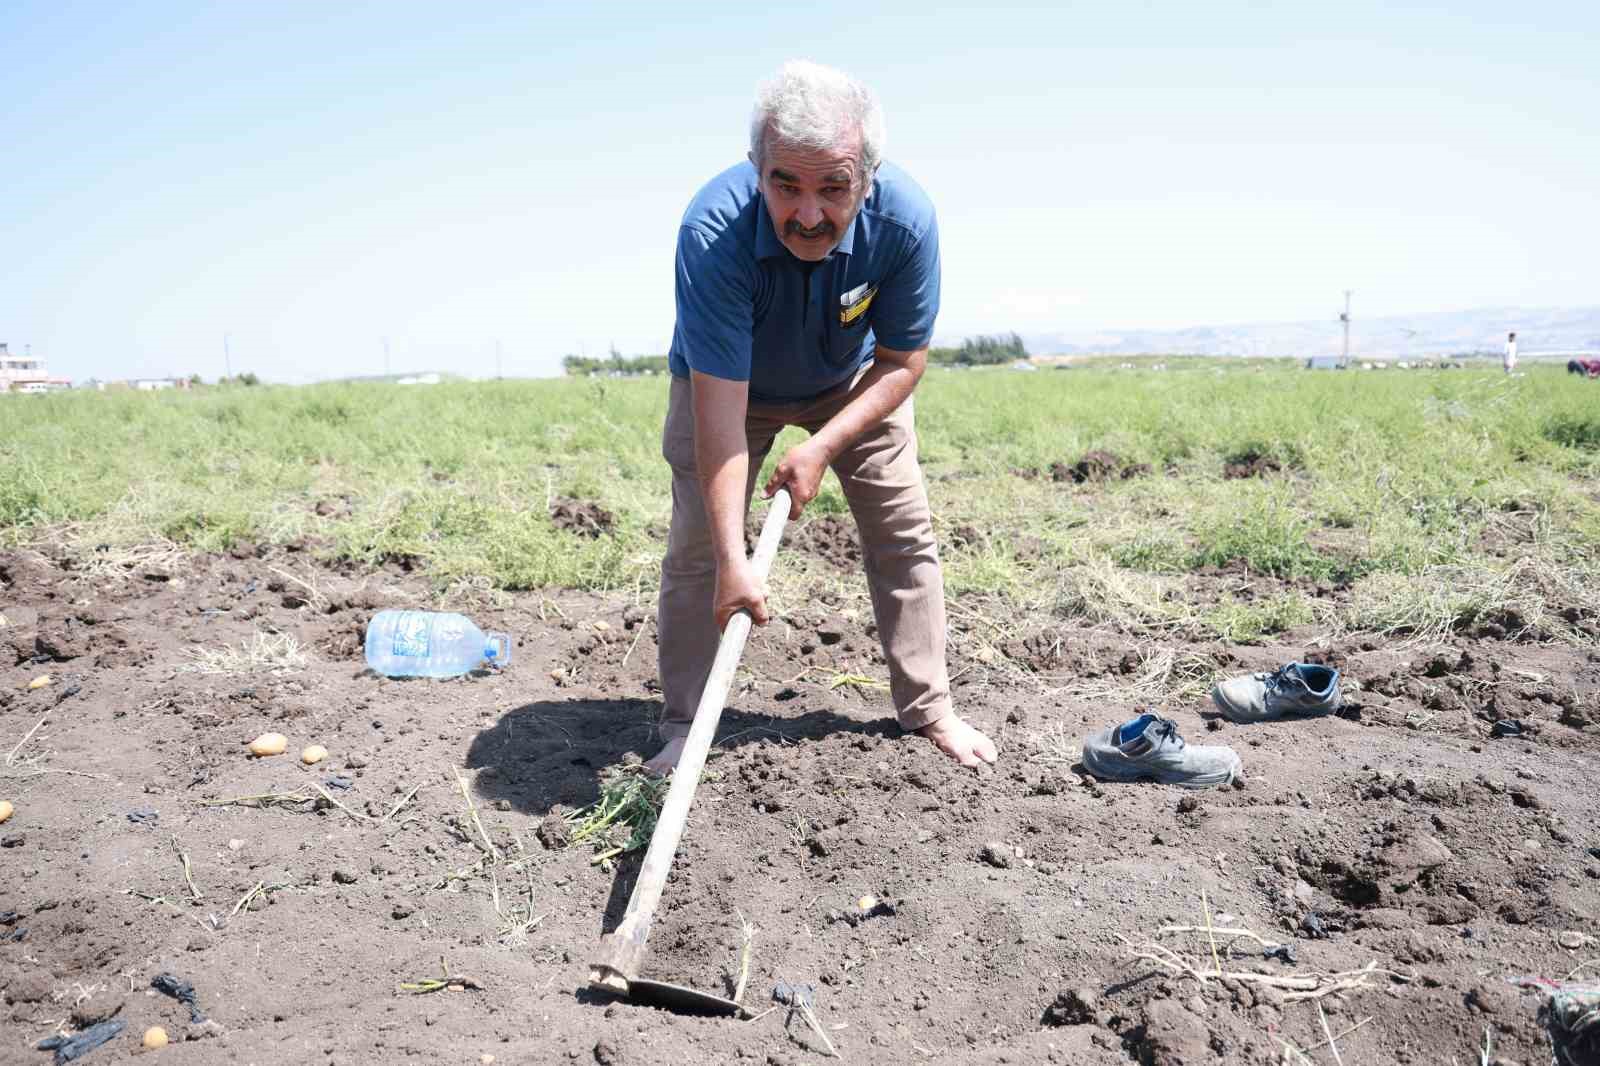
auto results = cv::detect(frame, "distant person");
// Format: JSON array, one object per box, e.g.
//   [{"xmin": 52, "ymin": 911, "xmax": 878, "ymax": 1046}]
[
  {"xmin": 1504, "ymin": 331, "xmax": 1518, "ymax": 374},
  {"xmin": 647, "ymin": 60, "xmax": 997, "ymax": 775}
]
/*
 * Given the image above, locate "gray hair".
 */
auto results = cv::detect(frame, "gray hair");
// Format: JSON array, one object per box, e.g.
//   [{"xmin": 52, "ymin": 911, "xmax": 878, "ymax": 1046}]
[{"xmin": 749, "ymin": 60, "xmax": 885, "ymax": 177}]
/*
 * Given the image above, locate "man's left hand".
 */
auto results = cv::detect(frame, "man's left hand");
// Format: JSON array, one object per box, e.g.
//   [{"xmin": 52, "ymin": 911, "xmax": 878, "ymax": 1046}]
[{"xmin": 764, "ymin": 439, "xmax": 830, "ymax": 519}]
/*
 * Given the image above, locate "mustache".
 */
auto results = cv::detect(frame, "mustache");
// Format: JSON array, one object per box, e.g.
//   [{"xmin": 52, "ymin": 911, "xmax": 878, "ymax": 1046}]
[{"xmin": 785, "ymin": 220, "xmax": 835, "ymax": 239}]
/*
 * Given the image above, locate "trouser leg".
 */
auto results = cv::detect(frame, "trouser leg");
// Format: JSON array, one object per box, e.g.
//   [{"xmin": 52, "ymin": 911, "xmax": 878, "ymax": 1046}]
[
  {"xmin": 808, "ymin": 395, "xmax": 953, "ymax": 732},
  {"xmin": 655, "ymin": 376, "xmax": 777, "ymax": 742}
]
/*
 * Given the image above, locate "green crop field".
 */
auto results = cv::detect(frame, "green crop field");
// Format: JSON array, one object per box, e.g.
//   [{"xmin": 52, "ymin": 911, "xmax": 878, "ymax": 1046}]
[{"xmin": 4, "ymin": 362, "xmax": 1599, "ymax": 645}]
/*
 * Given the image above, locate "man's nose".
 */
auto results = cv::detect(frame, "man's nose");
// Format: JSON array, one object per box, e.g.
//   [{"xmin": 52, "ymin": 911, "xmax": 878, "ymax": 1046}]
[{"xmin": 795, "ymin": 198, "xmax": 825, "ymax": 228}]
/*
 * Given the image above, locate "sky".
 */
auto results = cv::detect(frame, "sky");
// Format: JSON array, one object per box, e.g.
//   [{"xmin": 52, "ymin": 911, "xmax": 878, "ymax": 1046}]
[{"xmin": 3, "ymin": 0, "xmax": 1597, "ymax": 383}]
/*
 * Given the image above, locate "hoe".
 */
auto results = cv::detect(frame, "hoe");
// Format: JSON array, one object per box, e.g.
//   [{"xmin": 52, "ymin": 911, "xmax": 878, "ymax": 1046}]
[{"xmin": 587, "ymin": 488, "xmax": 791, "ymax": 1015}]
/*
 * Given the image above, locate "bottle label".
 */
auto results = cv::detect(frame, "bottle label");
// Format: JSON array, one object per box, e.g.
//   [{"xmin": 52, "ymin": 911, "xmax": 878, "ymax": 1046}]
[{"xmin": 391, "ymin": 613, "xmax": 430, "ymax": 658}]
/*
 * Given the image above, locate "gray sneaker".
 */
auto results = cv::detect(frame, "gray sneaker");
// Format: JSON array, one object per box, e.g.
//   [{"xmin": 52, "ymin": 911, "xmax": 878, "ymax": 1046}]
[
  {"xmin": 1081, "ymin": 714, "xmax": 1242, "ymax": 789},
  {"xmin": 1211, "ymin": 663, "xmax": 1340, "ymax": 723}
]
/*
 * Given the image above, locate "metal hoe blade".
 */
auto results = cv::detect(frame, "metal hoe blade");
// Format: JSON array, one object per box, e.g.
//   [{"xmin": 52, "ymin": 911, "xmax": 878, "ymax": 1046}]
[{"xmin": 622, "ymin": 977, "xmax": 746, "ymax": 1017}]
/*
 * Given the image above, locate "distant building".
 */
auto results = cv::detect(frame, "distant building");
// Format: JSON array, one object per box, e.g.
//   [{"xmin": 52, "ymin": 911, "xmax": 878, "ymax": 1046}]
[
  {"xmin": 0, "ymin": 343, "xmax": 71, "ymax": 393},
  {"xmin": 1304, "ymin": 356, "xmax": 1343, "ymax": 370}
]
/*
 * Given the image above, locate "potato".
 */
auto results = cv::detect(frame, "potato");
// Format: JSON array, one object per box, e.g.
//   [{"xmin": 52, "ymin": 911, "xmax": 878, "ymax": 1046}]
[
  {"xmin": 143, "ymin": 1026, "xmax": 169, "ymax": 1049},
  {"xmin": 300, "ymin": 744, "xmax": 328, "ymax": 765},
  {"xmin": 27, "ymin": 675, "xmax": 51, "ymax": 690},
  {"xmin": 247, "ymin": 732, "xmax": 288, "ymax": 757},
  {"xmin": 0, "ymin": 800, "xmax": 13, "ymax": 824}
]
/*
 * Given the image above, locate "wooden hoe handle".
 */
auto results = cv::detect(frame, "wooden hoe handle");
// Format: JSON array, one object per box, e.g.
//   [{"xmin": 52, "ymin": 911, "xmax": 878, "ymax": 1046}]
[{"xmin": 589, "ymin": 489, "xmax": 792, "ymax": 991}]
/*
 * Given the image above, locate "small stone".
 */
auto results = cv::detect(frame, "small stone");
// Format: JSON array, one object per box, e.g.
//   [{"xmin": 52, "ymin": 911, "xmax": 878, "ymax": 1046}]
[
  {"xmin": 227, "ymin": 838, "xmax": 244, "ymax": 851},
  {"xmin": 333, "ymin": 868, "xmax": 359, "ymax": 885},
  {"xmin": 392, "ymin": 903, "xmax": 414, "ymax": 920},
  {"xmin": 344, "ymin": 752, "xmax": 370, "ymax": 769},
  {"xmin": 1177, "ymin": 796, "xmax": 1200, "ymax": 814}
]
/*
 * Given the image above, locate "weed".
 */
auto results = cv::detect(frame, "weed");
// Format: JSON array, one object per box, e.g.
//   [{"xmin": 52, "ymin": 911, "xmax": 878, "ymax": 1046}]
[
  {"xmin": 1202, "ymin": 594, "xmax": 1315, "ymax": 644},
  {"xmin": 565, "ymin": 763, "xmax": 669, "ymax": 859}
]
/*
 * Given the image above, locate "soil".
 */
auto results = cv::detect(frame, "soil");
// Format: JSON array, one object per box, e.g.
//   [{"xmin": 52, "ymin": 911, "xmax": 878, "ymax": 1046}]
[
  {"xmin": 550, "ymin": 499, "xmax": 616, "ymax": 538},
  {"xmin": 1222, "ymin": 451, "xmax": 1284, "ymax": 480},
  {"xmin": 1049, "ymin": 451, "xmax": 1153, "ymax": 484},
  {"xmin": 2, "ymin": 543, "xmax": 1597, "ymax": 1065}
]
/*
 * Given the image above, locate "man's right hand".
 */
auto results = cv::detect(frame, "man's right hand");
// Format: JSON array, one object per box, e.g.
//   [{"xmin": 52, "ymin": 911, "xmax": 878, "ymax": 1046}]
[{"xmin": 714, "ymin": 557, "xmax": 770, "ymax": 630}]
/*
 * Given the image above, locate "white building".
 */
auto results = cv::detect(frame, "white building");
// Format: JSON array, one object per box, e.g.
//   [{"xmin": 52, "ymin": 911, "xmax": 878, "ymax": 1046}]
[{"xmin": 0, "ymin": 343, "xmax": 71, "ymax": 393}]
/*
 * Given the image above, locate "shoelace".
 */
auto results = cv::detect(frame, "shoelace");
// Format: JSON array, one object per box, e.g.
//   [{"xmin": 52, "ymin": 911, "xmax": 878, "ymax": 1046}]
[
  {"xmin": 1261, "ymin": 664, "xmax": 1300, "ymax": 696},
  {"xmin": 1150, "ymin": 717, "xmax": 1183, "ymax": 750}
]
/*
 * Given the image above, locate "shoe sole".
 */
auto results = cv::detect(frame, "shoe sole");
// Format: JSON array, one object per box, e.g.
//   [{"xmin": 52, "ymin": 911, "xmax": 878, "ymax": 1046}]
[{"xmin": 1082, "ymin": 746, "xmax": 1242, "ymax": 790}]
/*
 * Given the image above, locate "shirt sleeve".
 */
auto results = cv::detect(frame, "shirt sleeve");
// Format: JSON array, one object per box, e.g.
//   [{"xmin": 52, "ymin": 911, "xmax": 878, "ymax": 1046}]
[
  {"xmin": 867, "ymin": 213, "xmax": 941, "ymax": 351},
  {"xmin": 674, "ymin": 224, "xmax": 753, "ymax": 381}
]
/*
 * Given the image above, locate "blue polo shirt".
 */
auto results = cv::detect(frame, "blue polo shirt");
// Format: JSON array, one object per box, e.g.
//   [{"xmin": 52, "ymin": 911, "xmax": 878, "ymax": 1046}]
[{"xmin": 668, "ymin": 160, "xmax": 940, "ymax": 404}]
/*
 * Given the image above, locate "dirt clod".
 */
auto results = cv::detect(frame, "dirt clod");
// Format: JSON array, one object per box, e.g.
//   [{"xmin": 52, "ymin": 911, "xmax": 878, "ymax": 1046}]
[
  {"xmin": 1041, "ymin": 985, "xmax": 1098, "ymax": 1026},
  {"xmin": 978, "ymin": 842, "xmax": 1012, "ymax": 868},
  {"xmin": 549, "ymin": 498, "xmax": 615, "ymax": 538}
]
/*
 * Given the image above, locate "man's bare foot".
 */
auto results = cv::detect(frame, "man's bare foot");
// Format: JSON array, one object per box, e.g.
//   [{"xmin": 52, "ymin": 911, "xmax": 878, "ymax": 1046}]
[
  {"xmin": 644, "ymin": 735, "xmax": 688, "ymax": 776},
  {"xmin": 916, "ymin": 716, "xmax": 999, "ymax": 768}
]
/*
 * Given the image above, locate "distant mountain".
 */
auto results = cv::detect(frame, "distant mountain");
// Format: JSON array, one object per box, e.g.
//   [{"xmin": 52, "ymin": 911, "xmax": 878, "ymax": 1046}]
[{"xmin": 1022, "ymin": 306, "xmax": 1600, "ymax": 359}]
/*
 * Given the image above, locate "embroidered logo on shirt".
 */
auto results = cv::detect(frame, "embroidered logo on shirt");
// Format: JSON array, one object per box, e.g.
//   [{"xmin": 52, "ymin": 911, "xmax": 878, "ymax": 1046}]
[{"xmin": 840, "ymin": 283, "xmax": 877, "ymax": 325}]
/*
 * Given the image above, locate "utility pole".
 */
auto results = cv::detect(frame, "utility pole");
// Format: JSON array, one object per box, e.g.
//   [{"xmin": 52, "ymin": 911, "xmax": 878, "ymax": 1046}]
[
  {"xmin": 223, "ymin": 333, "xmax": 233, "ymax": 381},
  {"xmin": 1340, "ymin": 291, "xmax": 1352, "ymax": 367}
]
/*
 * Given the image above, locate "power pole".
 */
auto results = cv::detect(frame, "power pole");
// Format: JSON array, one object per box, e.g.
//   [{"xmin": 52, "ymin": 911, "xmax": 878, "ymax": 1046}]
[
  {"xmin": 223, "ymin": 333, "xmax": 232, "ymax": 381},
  {"xmin": 1340, "ymin": 291, "xmax": 1352, "ymax": 367}
]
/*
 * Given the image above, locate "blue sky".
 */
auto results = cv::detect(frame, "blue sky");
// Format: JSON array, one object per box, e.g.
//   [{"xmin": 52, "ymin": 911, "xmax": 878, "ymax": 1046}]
[{"xmin": 3, "ymin": 0, "xmax": 1596, "ymax": 382}]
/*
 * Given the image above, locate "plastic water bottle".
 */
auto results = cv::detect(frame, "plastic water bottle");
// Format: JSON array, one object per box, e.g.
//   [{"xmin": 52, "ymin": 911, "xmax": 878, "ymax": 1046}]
[{"xmin": 364, "ymin": 610, "xmax": 512, "ymax": 678}]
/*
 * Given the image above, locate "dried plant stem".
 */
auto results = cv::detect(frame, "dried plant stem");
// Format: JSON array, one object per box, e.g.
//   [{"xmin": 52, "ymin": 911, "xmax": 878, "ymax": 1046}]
[
  {"xmin": 733, "ymin": 909, "xmax": 755, "ymax": 1005},
  {"xmin": 5, "ymin": 716, "xmax": 46, "ymax": 766},
  {"xmin": 1317, "ymin": 1001, "xmax": 1344, "ymax": 1066},
  {"xmin": 453, "ymin": 766, "xmax": 501, "ymax": 861},
  {"xmin": 1201, "ymin": 890, "xmax": 1222, "ymax": 976},
  {"xmin": 231, "ymin": 880, "xmax": 267, "ymax": 917},
  {"xmin": 171, "ymin": 836, "xmax": 203, "ymax": 902}
]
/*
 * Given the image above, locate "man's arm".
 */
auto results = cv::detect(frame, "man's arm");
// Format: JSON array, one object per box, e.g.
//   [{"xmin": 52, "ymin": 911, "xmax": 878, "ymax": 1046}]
[
  {"xmin": 763, "ymin": 344, "xmax": 926, "ymax": 517},
  {"xmin": 691, "ymin": 370, "xmax": 771, "ymax": 629}
]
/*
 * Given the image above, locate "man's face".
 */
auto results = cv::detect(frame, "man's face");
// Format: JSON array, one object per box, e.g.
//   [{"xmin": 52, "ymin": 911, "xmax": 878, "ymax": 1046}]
[{"xmin": 754, "ymin": 133, "xmax": 870, "ymax": 262}]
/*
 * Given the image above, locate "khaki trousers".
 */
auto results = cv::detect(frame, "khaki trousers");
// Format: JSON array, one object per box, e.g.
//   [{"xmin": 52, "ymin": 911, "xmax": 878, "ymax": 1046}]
[{"xmin": 656, "ymin": 374, "xmax": 952, "ymax": 740}]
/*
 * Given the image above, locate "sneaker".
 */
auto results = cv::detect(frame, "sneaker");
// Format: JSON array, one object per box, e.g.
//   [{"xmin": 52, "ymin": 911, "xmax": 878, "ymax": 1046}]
[
  {"xmin": 1081, "ymin": 713, "xmax": 1242, "ymax": 789},
  {"xmin": 1211, "ymin": 663, "xmax": 1340, "ymax": 723}
]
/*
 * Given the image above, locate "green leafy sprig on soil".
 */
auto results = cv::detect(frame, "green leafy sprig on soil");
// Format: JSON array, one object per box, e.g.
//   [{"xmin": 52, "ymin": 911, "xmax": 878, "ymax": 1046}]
[{"xmin": 565, "ymin": 764, "xmax": 669, "ymax": 859}]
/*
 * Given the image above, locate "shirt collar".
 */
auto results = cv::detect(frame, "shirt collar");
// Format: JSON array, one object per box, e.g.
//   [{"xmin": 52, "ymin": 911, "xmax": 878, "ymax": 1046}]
[{"xmin": 753, "ymin": 197, "xmax": 859, "ymax": 262}]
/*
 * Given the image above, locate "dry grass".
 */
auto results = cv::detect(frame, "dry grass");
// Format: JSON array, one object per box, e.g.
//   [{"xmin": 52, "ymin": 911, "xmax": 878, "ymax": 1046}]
[
  {"xmin": 1059, "ymin": 644, "xmax": 1219, "ymax": 705},
  {"xmin": 183, "ymin": 631, "xmax": 309, "ymax": 674}
]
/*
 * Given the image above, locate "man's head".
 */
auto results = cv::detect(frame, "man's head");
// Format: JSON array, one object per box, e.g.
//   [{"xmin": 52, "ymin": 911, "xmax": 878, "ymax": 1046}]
[{"xmin": 748, "ymin": 60, "xmax": 885, "ymax": 262}]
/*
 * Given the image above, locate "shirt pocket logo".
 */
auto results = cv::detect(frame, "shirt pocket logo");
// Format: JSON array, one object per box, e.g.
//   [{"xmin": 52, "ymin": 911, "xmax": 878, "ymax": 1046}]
[{"xmin": 839, "ymin": 282, "xmax": 877, "ymax": 326}]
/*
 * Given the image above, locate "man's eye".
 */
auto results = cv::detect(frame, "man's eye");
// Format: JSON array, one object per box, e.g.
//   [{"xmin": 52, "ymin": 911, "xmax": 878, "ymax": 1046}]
[
  {"xmin": 822, "ymin": 187, "xmax": 845, "ymax": 199},
  {"xmin": 780, "ymin": 185, "xmax": 800, "ymax": 195}
]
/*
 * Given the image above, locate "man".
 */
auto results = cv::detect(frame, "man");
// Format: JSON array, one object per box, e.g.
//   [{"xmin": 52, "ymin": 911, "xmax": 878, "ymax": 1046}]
[
  {"xmin": 647, "ymin": 60, "xmax": 998, "ymax": 775},
  {"xmin": 1503, "ymin": 331, "xmax": 1517, "ymax": 375}
]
